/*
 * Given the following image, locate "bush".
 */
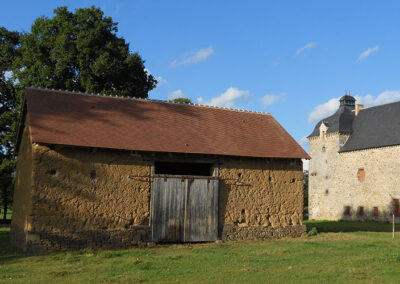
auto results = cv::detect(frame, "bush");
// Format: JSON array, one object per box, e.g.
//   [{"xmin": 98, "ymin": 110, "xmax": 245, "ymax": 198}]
[{"xmin": 307, "ymin": 227, "xmax": 318, "ymax": 237}]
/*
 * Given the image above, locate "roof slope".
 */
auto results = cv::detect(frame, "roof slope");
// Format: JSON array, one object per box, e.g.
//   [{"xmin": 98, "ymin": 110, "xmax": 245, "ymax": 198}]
[
  {"xmin": 308, "ymin": 105, "xmax": 355, "ymax": 137},
  {"xmin": 340, "ymin": 101, "xmax": 400, "ymax": 152},
  {"xmin": 23, "ymin": 87, "xmax": 309, "ymax": 159}
]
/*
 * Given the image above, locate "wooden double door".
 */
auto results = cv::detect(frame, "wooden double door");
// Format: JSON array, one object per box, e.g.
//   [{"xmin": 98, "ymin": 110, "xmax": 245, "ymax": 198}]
[{"xmin": 151, "ymin": 176, "xmax": 219, "ymax": 243}]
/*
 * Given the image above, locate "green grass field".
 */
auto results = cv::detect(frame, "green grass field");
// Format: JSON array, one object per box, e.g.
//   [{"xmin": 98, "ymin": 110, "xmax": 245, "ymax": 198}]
[
  {"xmin": 1, "ymin": 221, "xmax": 400, "ymax": 283},
  {"xmin": 0, "ymin": 209, "xmax": 12, "ymax": 221}
]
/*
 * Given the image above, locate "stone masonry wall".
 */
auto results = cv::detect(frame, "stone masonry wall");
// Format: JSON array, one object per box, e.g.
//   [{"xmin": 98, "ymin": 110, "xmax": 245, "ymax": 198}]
[
  {"xmin": 309, "ymin": 132, "xmax": 349, "ymax": 220},
  {"xmin": 10, "ymin": 120, "xmax": 34, "ymax": 250},
  {"xmin": 13, "ymin": 139, "xmax": 305, "ymax": 251},
  {"xmin": 219, "ymin": 157, "xmax": 305, "ymax": 239},
  {"xmin": 337, "ymin": 146, "xmax": 400, "ymax": 222},
  {"xmin": 25, "ymin": 144, "xmax": 152, "ymax": 251},
  {"xmin": 309, "ymin": 131, "xmax": 400, "ymax": 222}
]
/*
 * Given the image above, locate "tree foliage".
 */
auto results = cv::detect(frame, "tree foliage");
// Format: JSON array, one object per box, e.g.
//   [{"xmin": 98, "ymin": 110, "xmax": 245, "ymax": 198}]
[
  {"xmin": 14, "ymin": 6, "xmax": 157, "ymax": 97},
  {"xmin": 0, "ymin": 27, "xmax": 20, "ymax": 218},
  {"xmin": 0, "ymin": 6, "xmax": 157, "ymax": 218},
  {"xmin": 170, "ymin": 97, "xmax": 192, "ymax": 104}
]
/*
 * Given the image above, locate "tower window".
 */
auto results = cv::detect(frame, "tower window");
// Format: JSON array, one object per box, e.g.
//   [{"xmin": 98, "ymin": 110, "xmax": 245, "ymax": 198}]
[
  {"xmin": 357, "ymin": 169, "xmax": 365, "ymax": 182},
  {"xmin": 357, "ymin": 206, "xmax": 364, "ymax": 216},
  {"xmin": 344, "ymin": 206, "xmax": 351, "ymax": 216},
  {"xmin": 373, "ymin": 207, "xmax": 379, "ymax": 217}
]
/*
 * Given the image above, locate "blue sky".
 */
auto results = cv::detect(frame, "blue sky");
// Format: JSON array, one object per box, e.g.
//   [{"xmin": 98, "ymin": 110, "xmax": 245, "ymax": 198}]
[{"xmin": 2, "ymin": 1, "xmax": 400, "ymax": 163}]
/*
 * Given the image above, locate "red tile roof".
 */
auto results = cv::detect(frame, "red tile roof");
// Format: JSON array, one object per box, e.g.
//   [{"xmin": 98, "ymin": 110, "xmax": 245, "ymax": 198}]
[{"xmin": 22, "ymin": 87, "xmax": 309, "ymax": 159}]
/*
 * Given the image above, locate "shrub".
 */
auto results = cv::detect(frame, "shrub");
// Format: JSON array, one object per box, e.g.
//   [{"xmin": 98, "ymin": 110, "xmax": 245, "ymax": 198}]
[{"xmin": 307, "ymin": 227, "xmax": 318, "ymax": 237}]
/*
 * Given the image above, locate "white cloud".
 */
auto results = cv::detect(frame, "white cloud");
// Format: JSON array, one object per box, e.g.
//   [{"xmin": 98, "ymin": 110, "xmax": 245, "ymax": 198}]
[
  {"xmin": 308, "ymin": 90, "xmax": 400, "ymax": 123},
  {"xmin": 308, "ymin": 97, "xmax": 340, "ymax": 123},
  {"xmin": 354, "ymin": 90, "xmax": 400, "ymax": 106},
  {"xmin": 357, "ymin": 45, "xmax": 379, "ymax": 62},
  {"xmin": 261, "ymin": 93, "xmax": 285, "ymax": 107},
  {"xmin": 299, "ymin": 136, "xmax": 309, "ymax": 148},
  {"xmin": 295, "ymin": 42, "xmax": 317, "ymax": 56},
  {"xmin": 145, "ymin": 69, "xmax": 167, "ymax": 87},
  {"xmin": 168, "ymin": 89, "xmax": 186, "ymax": 100},
  {"xmin": 197, "ymin": 87, "xmax": 250, "ymax": 108},
  {"xmin": 272, "ymin": 60, "xmax": 280, "ymax": 67},
  {"xmin": 156, "ymin": 76, "xmax": 167, "ymax": 86},
  {"xmin": 170, "ymin": 46, "xmax": 214, "ymax": 68}
]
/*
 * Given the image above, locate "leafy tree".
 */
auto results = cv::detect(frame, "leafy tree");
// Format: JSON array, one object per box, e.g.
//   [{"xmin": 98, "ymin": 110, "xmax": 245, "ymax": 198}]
[
  {"xmin": 1, "ymin": 6, "xmax": 157, "ymax": 219},
  {"xmin": 0, "ymin": 27, "xmax": 19, "ymax": 221},
  {"xmin": 13, "ymin": 6, "xmax": 157, "ymax": 97},
  {"xmin": 171, "ymin": 97, "xmax": 192, "ymax": 104}
]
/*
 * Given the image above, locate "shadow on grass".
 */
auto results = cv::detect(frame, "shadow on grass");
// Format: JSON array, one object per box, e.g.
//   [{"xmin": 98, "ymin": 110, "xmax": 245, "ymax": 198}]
[
  {"xmin": 0, "ymin": 226, "xmax": 34, "ymax": 263},
  {"xmin": 304, "ymin": 220, "xmax": 394, "ymax": 233}
]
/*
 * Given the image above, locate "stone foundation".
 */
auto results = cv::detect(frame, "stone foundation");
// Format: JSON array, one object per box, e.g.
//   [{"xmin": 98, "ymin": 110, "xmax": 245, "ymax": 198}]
[
  {"xmin": 18, "ymin": 226, "xmax": 151, "ymax": 252},
  {"xmin": 221, "ymin": 224, "xmax": 306, "ymax": 240}
]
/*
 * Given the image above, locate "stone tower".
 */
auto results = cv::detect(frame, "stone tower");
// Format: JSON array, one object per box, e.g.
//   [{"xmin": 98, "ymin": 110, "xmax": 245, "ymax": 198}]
[{"xmin": 308, "ymin": 93, "xmax": 355, "ymax": 220}]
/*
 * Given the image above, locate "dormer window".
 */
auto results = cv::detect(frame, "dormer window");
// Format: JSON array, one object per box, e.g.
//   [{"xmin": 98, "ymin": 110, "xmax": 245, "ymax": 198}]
[{"xmin": 319, "ymin": 123, "xmax": 328, "ymax": 139}]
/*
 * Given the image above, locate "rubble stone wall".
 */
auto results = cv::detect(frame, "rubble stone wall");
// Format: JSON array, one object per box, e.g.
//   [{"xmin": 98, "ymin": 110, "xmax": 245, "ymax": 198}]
[
  {"xmin": 309, "ymin": 132, "xmax": 400, "ymax": 222},
  {"xmin": 12, "ymin": 130, "xmax": 305, "ymax": 251},
  {"xmin": 219, "ymin": 158, "xmax": 304, "ymax": 234}
]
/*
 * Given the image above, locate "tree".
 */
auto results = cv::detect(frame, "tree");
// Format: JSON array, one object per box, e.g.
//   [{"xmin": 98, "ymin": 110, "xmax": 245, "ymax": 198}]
[
  {"xmin": 0, "ymin": 27, "xmax": 20, "ymax": 221},
  {"xmin": 13, "ymin": 6, "xmax": 157, "ymax": 98},
  {"xmin": 170, "ymin": 97, "xmax": 192, "ymax": 104},
  {"xmin": 0, "ymin": 6, "xmax": 157, "ymax": 219}
]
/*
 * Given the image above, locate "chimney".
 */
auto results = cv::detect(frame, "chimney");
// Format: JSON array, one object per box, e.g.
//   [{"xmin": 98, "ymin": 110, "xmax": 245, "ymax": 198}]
[{"xmin": 355, "ymin": 104, "xmax": 364, "ymax": 115}]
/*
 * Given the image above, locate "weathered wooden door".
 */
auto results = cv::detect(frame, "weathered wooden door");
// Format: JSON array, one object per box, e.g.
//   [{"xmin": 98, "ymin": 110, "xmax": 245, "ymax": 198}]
[{"xmin": 151, "ymin": 177, "xmax": 218, "ymax": 243}]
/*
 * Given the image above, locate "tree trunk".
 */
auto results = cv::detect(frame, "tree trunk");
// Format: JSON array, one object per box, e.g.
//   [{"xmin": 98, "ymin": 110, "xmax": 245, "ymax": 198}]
[{"xmin": 2, "ymin": 190, "xmax": 7, "ymax": 221}]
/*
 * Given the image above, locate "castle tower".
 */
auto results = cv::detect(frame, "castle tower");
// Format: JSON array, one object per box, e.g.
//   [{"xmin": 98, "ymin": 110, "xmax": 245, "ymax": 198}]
[{"xmin": 307, "ymin": 92, "xmax": 355, "ymax": 220}]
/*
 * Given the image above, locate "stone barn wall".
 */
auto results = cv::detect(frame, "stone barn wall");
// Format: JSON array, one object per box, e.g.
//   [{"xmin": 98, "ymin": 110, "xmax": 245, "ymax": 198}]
[
  {"xmin": 12, "ymin": 130, "xmax": 305, "ymax": 251},
  {"xmin": 10, "ymin": 119, "xmax": 34, "ymax": 250},
  {"xmin": 219, "ymin": 158, "xmax": 305, "ymax": 240}
]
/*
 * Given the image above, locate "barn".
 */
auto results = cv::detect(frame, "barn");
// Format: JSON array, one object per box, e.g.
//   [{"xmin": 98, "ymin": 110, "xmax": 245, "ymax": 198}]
[{"xmin": 12, "ymin": 87, "xmax": 309, "ymax": 251}]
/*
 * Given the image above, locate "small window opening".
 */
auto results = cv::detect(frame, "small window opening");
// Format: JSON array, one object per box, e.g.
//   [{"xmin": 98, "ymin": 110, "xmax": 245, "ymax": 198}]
[
  {"xmin": 269, "ymin": 176, "xmax": 272, "ymax": 182},
  {"xmin": 155, "ymin": 161, "xmax": 213, "ymax": 176},
  {"xmin": 291, "ymin": 178, "xmax": 296, "ymax": 183},
  {"xmin": 325, "ymin": 189, "xmax": 329, "ymax": 195},
  {"xmin": 373, "ymin": 207, "xmax": 379, "ymax": 217},
  {"xmin": 322, "ymin": 131, "xmax": 326, "ymax": 139},
  {"xmin": 344, "ymin": 206, "xmax": 351, "ymax": 216},
  {"xmin": 394, "ymin": 199, "xmax": 400, "ymax": 217},
  {"xmin": 357, "ymin": 169, "xmax": 365, "ymax": 182},
  {"xmin": 238, "ymin": 173, "xmax": 242, "ymax": 178},
  {"xmin": 322, "ymin": 146, "xmax": 326, "ymax": 152},
  {"xmin": 357, "ymin": 206, "xmax": 364, "ymax": 216},
  {"xmin": 48, "ymin": 169, "xmax": 56, "ymax": 175},
  {"xmin": 90, "ymin": 170, "xmax": 96, "ymax": 180}
]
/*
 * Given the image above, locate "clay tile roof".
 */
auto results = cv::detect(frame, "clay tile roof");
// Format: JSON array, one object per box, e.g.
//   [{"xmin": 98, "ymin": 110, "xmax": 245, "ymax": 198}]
[{"xmin": 22, "ymin": 87, "xmax": 309, "ymax": 159}]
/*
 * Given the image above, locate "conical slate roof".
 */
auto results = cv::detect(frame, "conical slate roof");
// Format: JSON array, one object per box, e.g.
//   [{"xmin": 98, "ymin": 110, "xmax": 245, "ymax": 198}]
[{"xmin": 308, "ymin": 95, "xmax": 355, "ymax": 138}]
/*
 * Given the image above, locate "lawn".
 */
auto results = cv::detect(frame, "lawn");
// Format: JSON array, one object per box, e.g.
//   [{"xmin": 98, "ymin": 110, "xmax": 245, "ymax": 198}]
[
  {"xmin": 0, "ymin": 209, "xmax": 12, "ymax": 221},
  {"xmin": 1, "ymin": 221, "xmax": 400, "ymax": 283}
]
